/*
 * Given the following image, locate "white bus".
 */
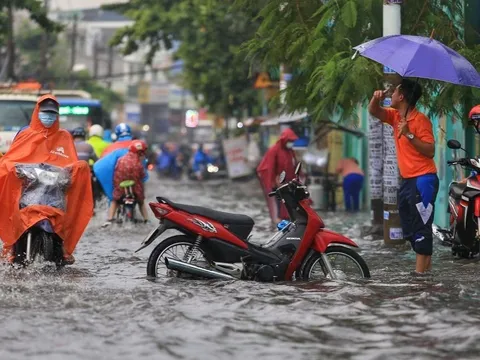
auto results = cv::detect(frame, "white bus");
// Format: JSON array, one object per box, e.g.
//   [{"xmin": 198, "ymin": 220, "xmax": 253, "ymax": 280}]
[{"xmin": 0, "ymin": 94, "xmax": 38, "ymax": 153}]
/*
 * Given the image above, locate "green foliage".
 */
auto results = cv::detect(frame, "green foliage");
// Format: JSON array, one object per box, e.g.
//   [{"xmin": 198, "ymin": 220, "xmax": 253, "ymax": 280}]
[
  {"xmin": 15, "ymin": 21, "xmax": 123, "ymax": 112},
  {"xmin": 16, "ymin": 19, "xmax": 63, "ymax": 79},
  {"xmin": 72, "ymin": 71, "xmax": 124, "ymax": 112},
  {"xmin": 237, "ymin": 0, "xmax": 478, "ymax": 122},
  {"xmin": 106, "ymin": 0, "xmax": 260, "ymax": 117},
  {"xmin": 0, "ymin": 0, "xmax": 62, "ymax": 36}
]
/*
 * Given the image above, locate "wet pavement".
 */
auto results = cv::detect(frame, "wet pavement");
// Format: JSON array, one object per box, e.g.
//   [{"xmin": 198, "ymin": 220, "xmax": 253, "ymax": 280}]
[{"xmin": 1, "ymin": 174, "xmax": 480, "ymax": 360}]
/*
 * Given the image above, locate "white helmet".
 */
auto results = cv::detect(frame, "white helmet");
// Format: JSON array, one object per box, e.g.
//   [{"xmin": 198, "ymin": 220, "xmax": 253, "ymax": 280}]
[{"xmin": 89, "ymin": 124, "xmax": 104, "ymax": 138}]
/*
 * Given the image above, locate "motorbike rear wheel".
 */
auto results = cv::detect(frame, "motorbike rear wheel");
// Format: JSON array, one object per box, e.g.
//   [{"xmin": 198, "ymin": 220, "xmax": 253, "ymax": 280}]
[
  {"xmin": 146, "ymin": 235, "xmax": 210, "ymax": 277},
  {"xmin": 301, "ymin": 246, "xmax": 370, "ymax": 280},
  {"xmin": 124, "ymin": 204, "xmax": 136, "ymax": 223}
]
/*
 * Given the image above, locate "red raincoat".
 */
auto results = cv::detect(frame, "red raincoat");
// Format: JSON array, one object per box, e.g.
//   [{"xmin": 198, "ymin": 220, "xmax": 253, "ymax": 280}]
[
  {"xmin": 113, "ymin": 151, "xmax": 146, "ymax": 202},
  {"xmin": 101, "ymin": 139, "xmax": 134, "ymax": 158},
  {"xmin": 0, "ymin": 95, "xmax": 93, "ymax": 256},
  {"xmin": 257, "ymin": 128, "xmax": 299, "ymax": 223}
]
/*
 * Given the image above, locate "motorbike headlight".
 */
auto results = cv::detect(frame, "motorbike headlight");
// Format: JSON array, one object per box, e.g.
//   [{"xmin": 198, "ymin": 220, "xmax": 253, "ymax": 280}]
[{"xmin": 207, "ymin": 164, "xmax": 219, "ymax": 173}]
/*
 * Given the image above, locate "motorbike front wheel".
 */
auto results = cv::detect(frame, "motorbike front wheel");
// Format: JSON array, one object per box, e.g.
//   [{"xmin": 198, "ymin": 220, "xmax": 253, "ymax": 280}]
[{"xmin": 301, "ymin": 246, "xmax": 370, "ymax": 280}]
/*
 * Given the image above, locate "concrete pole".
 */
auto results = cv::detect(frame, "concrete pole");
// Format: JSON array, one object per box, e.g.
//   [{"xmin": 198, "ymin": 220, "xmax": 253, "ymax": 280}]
[
  {"xmin": 70, "ymin": 13, "xmax": 78, "ymax": 72},
  {"xmin": 382, "ymin": 0, "xmax": 405, "ymax": 245},
  {"xmin": 6, "ymin": 2, "xmax": 15, "ymax": 80},
  {"xmin": 40, "ymin": 0, "xmax": 50, "ymax": 84}
]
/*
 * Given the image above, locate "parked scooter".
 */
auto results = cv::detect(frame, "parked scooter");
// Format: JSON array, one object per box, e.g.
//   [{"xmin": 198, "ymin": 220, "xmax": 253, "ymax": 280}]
[
  {"xmin": 136, "ymin": 163, "xmax": 370, "ymax": 281},
  {"xmin": 434, "ymin": 139, "xmax": 480, "ymax": 258}
]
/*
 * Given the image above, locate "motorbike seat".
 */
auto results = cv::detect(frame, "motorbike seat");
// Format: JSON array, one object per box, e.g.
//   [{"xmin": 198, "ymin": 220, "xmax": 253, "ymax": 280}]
[
  {"xmin": 449, "ymin": 182, "xmax": 466, "ymax": 200},
  {"xmin": 156, "ymin": 196, "xmax": 254, "ymax": 240}
]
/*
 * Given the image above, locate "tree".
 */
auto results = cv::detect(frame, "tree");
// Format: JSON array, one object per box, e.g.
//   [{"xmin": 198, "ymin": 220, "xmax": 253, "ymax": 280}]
[
  {"xmin": 236, "ymin": 0, "xmax": 480, "ymax": 121},
  {"xmin": 0, "ymin": 0, "xmax": 62, "ymax": 80},
  {"xmin": 105, "ymin": 0, "xmax": 261, "ymax": 118},
  {"xmin": 14, "ymin": 20, "xmax": 123, "ymax": 112}
]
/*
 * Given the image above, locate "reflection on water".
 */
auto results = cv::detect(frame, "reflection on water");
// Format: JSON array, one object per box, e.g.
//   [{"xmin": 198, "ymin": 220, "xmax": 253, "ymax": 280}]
[{"xmin": 1, "ymin": 175, "xmax": 480, "ymax": 360}]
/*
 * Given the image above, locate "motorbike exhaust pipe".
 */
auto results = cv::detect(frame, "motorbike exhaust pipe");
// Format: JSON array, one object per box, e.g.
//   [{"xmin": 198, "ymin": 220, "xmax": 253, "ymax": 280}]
[
  {"xmin": 432, "ymin": 224, "xmax": 452, "ymax": 247},
  {"xmin": 164, "ymin": 257, "xmax": 235, "ymax": 281}
]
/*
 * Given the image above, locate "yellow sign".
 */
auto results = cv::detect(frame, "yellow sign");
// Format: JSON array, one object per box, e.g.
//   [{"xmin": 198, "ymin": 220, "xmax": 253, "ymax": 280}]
[
  {"xmin": 137, "ymin": 81, "xmax": 150, "ymax": 104},
  {"xmin": 214, "ymin": 116, "xmax": 225, "ymax": 129},
  {"xmin": 254, "ymin": 72, "xmax": 272, "ymax": 89}
]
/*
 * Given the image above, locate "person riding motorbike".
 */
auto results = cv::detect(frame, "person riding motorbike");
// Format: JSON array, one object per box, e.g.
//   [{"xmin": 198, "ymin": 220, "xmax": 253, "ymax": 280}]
[
  {"xmin": 456, "ymin": 105, "xmax": 480, "ymax": 183},
  {"xmin": 72, "ymin": 127, "xmax": 98, "ymax": 164},
  {"xmin": 0, "ymin": 95, "xmax": 93, "ymax": 264},
  {"xmin": 191, "ymin": 143, "xmax": 213, "ymax": 180},
  {"xmin": 87, "ymin": 124, "xmax": 110, "ymax": 158},
  {"xmin": 101, "ymin": 123, "xmax": 134, "ymax": 158},
  {"xmin": 102, "ymin": 140, "xmax": 149, "ymax": 227},
  {"xmin": 469, "ymin": 105, "xmax": 480, "ymax": 135}
]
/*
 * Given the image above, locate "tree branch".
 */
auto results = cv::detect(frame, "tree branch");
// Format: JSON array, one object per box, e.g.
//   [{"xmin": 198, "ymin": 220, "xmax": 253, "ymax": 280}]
[{"xmin": 411, "ymin": 0, "xmax": 428, "ymax": 33}]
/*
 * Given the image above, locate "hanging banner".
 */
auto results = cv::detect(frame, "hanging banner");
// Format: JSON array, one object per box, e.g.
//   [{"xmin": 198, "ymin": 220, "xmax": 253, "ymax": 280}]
[
  {"xmin": 369, "ymin": 115, "xmax": 383, "ymax": 200},
  {"xmin": 383, "ymin": 124, "xmax": 399, "ymax": 205}
]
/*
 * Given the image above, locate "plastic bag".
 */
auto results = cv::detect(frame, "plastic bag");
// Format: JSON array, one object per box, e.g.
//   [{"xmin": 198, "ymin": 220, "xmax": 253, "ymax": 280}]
[{"xmin": 16, "ymin": 163, "xmax": 71, "ymax": 211}]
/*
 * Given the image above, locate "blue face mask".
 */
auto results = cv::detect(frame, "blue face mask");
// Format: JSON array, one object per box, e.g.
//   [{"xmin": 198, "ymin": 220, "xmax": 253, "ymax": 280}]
[{"xmin": 38, "ymin": 111, "xmax": 58, "ymax": 128}]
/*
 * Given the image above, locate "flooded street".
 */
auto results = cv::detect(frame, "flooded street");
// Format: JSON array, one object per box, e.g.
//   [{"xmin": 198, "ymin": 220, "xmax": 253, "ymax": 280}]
[{"xmin": 1, "ymin": 174, "xmax": 480, "ymax": 360}]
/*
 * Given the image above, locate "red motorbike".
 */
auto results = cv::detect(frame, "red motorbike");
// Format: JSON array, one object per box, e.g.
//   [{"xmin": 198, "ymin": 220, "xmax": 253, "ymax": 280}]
[
  {"xmin": 435, "ymin": 139, "xmax": 480, "ymax": 258},
  {"xmin": 136, "ymin": 163, "xmax": 370, "ymax": 281}
]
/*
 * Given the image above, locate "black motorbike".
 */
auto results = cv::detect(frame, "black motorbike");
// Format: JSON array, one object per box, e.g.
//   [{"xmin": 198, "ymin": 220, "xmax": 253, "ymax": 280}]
[
  {"xmin": 90, "ymin": 165, "xmax": 104, "ymax": 209},
  {"xmin": 116, "ymin": 180, "xmax": 138, "ymax": 223}
]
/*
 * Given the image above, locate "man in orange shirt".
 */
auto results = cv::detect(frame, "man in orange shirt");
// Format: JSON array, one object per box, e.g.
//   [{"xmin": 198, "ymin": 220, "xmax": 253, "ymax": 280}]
[{"xmin": 368, "ymin": 79, "xmax": 439, "ymax": 274}]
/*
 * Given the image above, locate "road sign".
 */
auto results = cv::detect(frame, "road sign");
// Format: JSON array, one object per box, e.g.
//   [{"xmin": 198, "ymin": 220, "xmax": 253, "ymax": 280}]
[
  {"xmin": 254, "ymin": 72, "xmax": 272, "ymax": 89},
  {"xmin": 185, "ymin": 110, "xmax": 199, "ymax": 128}
]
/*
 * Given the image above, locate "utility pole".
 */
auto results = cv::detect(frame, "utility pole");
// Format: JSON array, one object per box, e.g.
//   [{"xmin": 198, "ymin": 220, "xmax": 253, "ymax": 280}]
[
  {"xmin": 69, "ymin": 12, "xmax": 78, "ymax": 86},
  {"xmin": 6, "ymin": 1, "xmax": 15, "ymax": 80},
  {"xmin": 70, "ymin": 13, "xmax": 78, "ymax": 72},
  {"xmin": 40, "ymin": 0, "xmax": 50, "ymax": 84},
  {"xmin": 106, "ymin": 46, "xmax": 114, "ymax": 88},
  {"xmin": 368, "ymin": 113, "xmax": 383, "ymax": 235},
  {"xmin": 382, "ymin": 0, "xmax": 404, "ymax": 245},
  {"xmin": 93, "ymin": 36, "xmax": 99, "ymax": 79}
]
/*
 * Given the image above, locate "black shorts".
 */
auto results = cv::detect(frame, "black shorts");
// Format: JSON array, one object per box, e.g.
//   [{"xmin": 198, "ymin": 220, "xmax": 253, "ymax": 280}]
[{"xmin": 398, "ymin": 174, "xmax": 439, "ymax": 256}]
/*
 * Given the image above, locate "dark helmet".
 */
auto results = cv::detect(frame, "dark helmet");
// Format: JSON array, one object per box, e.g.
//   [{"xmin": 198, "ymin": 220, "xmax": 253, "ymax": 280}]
[
  {"xmin": 469, "ymin": 105, "xmax": 480, "ymax": 135},
  {"xmin": 71, "ymin": 127, "xmax": 86, "ymax": 138}
]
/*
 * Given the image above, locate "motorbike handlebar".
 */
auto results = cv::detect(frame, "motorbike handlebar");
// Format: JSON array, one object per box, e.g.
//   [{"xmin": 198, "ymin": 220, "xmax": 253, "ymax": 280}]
[
  {"xmin": 268, "ymin": 191, "xmax": 276, "ymax": 197},
  {"xmin": 448, "ymin": 158, "xmax": 469, "ymax": 167}
]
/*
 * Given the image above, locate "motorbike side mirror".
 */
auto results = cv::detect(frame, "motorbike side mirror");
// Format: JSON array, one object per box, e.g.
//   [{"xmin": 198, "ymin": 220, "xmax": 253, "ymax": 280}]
[
  {"xmin": 447, "ymin": 139, "xmax": 461, "ymax": 150},
  {"xmin": 279, "ymin": 171, "xmax": 286, "ymax": 184},
  {"xmin": 295, "ymin": 162, "xmax": 302, "ymax": 176},
  {"xmin": 447, "ymin": 139, "xmax": 470, "ymax": 157}
]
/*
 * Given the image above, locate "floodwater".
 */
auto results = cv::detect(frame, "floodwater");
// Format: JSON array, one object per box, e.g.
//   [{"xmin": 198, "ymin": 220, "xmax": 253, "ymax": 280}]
[{"xmin": 1, "ymin": 174, "xmax": 480, "ymax": 360}]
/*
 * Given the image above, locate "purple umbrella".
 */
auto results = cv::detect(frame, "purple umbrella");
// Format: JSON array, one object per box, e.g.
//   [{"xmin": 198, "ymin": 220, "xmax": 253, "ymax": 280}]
[{"xmin": 353, "ymin": 35, "xmax": 480, "ymax": 88}]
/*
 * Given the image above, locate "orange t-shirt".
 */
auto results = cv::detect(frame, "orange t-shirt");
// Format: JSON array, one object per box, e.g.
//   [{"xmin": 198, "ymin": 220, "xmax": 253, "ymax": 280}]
[
  {"xmin": 336, "ymin": 158, "xmax": 364, "ymax": 177},
  {"xmin": 384, "ymin": 107, "xmax": 437, "ymax": 179}
]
